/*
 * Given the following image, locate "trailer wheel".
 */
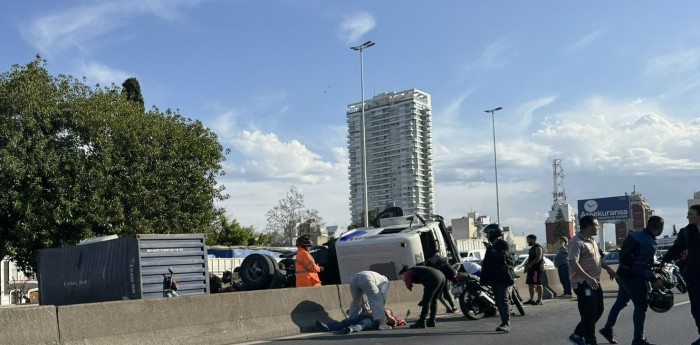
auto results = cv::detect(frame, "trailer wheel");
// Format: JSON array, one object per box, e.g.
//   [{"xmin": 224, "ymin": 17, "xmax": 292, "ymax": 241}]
[{"xmin": 240, "ymin": 254, "xmax": 275, "ymax": 290}]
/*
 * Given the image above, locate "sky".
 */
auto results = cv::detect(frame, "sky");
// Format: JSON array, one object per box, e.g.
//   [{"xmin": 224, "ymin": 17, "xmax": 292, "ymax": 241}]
[{"xmin": 2, "ymin": 1, "xmax": 700, "ymax": 243}]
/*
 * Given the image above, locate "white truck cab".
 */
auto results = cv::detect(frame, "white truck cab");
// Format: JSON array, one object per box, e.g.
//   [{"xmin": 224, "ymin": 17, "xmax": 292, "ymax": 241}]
[{"xmin": 334, "ymin": 214, "xmax": 458, "ymax": 283}]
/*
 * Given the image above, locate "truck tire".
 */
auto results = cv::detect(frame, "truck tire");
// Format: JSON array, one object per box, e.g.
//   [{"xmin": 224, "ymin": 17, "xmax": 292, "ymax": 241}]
[{"xmin": 240, "ymin": 254, "xmax": 275, "ymax": 290}]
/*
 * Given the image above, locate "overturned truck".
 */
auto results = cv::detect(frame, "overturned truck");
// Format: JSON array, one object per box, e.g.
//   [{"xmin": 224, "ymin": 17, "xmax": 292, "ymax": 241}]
[{"xmin": 234, "ymin": 208, "xmax": 461, "ymax": 290}]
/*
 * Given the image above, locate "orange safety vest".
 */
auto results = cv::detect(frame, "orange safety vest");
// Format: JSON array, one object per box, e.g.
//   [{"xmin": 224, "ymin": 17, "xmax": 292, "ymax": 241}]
[{"xmin": 295, "ymin": 248, "xmax": 322, "ymax": 287}]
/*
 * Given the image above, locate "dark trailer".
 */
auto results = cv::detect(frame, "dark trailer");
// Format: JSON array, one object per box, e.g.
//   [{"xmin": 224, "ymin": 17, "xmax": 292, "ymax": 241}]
[{"xmin": 38, "ymin": 234, "xmax": 209, "ymax": 306}]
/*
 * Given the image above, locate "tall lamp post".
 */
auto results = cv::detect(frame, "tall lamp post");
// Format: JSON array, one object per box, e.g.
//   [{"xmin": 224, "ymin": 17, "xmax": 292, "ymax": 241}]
[
  {"xmin": 485, "ymin": 106, "xmax": 503, "ymax": 224},
  {"xmin": 351, "ymin": 40, "xmax": 375, "ymax": 227}
]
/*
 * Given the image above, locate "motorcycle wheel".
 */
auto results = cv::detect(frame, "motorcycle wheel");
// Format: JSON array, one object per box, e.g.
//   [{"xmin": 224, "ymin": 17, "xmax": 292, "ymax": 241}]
[
  {"xmin": 676, "ymin": 281, "xmax": 687, "ymax": 294},
  {"xmin": 459, "ymin": 291, "xmax": 486, "ymax": 320},
  {"xmin": 511, "ymin": 287, "xmax": 525, "ymax": 316}
]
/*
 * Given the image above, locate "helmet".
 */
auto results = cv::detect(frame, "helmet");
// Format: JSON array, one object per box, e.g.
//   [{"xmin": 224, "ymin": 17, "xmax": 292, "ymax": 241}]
[
  {"xmin": 483, "ymin": 223, "xmax": 504, "ymax": 242},
  {"xmin": 296, "ymin": 235, "xmax": 313, "ymax": 248},
  {"xmin": 648, "ymin": 289, "xmax": 674, "ymax": 313}
]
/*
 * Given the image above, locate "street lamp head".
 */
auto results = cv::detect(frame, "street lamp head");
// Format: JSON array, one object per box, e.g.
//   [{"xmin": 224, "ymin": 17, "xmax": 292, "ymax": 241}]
[
  {"xmin": 494, "ymin": 106, "xmax": 503, "ymax": 111},
  {"xmin": 485, "ymin": 106, "xmax": 503, "ymax": 113},
  {"xmin": 351, "ymin": 41, "xmax": 376, "ymax": 51}
]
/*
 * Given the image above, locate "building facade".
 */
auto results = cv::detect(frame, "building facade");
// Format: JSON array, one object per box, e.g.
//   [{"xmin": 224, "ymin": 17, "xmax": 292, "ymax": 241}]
[
  {"xmin": 347, "ymin": 89, "xmax": 435, "ymax": 223},
  {"xmin": 614, "ymin": 190, "xmax": 654, "ymax": 246},
  {"xmin": 544, "ymin": 204, "xmax": 576, "ymax": 245}
]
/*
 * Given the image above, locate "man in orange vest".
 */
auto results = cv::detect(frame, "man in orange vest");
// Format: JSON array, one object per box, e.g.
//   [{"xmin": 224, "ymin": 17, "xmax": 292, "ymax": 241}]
[{"xmin": 295, "ymin": 235, "xmax": 323, "ymax": 287}]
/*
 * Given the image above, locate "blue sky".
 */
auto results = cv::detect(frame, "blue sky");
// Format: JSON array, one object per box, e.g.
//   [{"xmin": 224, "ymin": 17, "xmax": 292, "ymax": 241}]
[{"xmin": 3, "ymin": 1, "xmax": 700, "ymax": 242}]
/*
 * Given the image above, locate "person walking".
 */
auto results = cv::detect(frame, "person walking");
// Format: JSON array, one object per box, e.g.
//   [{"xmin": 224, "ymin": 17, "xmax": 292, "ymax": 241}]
[
  {"xmin": 554, "ymin": 236, "xmax": 573, "ymax": 298},
  {"xmin": 348, "ymin": 271, "xmax": 392, "ymax": 330},
  {"xmin": 524, "ymin": 234, "xmax": 545, "ymax": 305},
  {"xmin": 567, "ymin": 215, "xmax": 616, "ymax": 345},
  {"xmin": 480, "ymin": 223, "xmax": 516, "ymax": 332},
  {"xmin": 661, "ymin": 204, "xmax": 700, "ymax": 345},
  {"xmin": 398, "ymin": 265, "xmax": 445, "ymax": 329},
  {"xmin": 599, "ymin": 216, "xmax": 666, "ymax": 345},
  {"xmin": 295, "ymin": 235, "xmax": 323, "ymax": 287}
]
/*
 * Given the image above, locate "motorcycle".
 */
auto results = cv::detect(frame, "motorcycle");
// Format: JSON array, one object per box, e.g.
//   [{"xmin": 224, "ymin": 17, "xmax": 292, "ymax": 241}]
[
  {"xmin": 162, "ymin": 267, "xmax": 179, "ymax": 297},
  {"xmin": 655, "ymin": 263, "xmax": 686, "ymax": 294},
  {"xmin": 451, "ymin": 273, "xmax": 525, "ymax": 320}
]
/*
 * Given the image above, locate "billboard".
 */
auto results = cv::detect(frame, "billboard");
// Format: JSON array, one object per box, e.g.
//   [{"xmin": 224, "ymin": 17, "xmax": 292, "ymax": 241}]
[{"xmin": 577, "ymin": 196, "xmax": 630, "ymax": 222}]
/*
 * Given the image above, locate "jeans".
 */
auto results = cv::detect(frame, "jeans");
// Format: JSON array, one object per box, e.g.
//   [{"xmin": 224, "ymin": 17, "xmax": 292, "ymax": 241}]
[
  {"xmin": 573, "ymin": 281, "xmax": 604, "ymax": 345},
  {"xmin": 326, "ymin": 314, "xmax": 374, "ymax": 332},
  {"xmin": 603, "ymin": 276, "xmax": 648, "ymax": 340},
  {"xmin": 492, "ymin": 283, "xmax": 512, "ymax": 326},
  {"xmin": 557, "ymin": 264, "xmax": 572, "ymax": 295}
]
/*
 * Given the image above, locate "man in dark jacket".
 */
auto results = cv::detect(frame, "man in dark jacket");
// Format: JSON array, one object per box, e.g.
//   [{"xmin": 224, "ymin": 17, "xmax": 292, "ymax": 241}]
[
  {"xmin": 399, "ymin": 265, "xmax": 445, "ymax": 329},
  {"xmin": 481, "ymin": 223, "xmax": 515, "ymax": 332},
  {"xmin": 599, "ymin": 216, "xmax": 665, "ymax": 345},
  {"xmin": 662, "ymin": 204, "xmax": 700, "ymax": 345}
]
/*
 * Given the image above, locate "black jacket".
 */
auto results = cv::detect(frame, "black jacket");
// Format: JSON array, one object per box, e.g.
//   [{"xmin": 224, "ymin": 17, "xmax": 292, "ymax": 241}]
[
  {"xmin": 480, "ymin": 239, "xmax": 515, "ymax": 286},
  {"xmin": 662, "ymin": 223, "xmax": 700, "ymax": 274}
]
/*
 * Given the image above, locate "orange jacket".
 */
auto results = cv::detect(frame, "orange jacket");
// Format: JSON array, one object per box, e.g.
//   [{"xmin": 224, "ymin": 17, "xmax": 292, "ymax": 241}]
[{"xmin": 295, "ymin": 248, "xmax": 322, "ymax": 287}]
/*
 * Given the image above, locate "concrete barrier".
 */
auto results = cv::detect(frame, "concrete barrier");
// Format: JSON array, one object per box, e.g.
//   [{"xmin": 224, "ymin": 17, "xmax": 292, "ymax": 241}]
[
  {"xmin": 0, "ymin": 305, "xmax": 59, "ymax": 345},
  {"xmin": 514, "ymin": 264, "xmax": 620, "ymax": 300},
  {"xmin": 56, "ymin": 285, "xmax": 346, "ymax": 345}
]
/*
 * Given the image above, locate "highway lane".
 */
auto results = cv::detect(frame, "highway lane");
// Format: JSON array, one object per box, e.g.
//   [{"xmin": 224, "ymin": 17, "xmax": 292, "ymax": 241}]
[{"xmin": 234, "ymin": 291, "xmax": 697, "ymax": 345}]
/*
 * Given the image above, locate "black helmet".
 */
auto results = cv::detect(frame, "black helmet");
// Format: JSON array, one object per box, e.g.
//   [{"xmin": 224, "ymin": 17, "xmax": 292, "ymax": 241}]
[
  {"xmin": 648, "ymin": 289, "xmax": 674, "ymax": 313},
  {"xmin": 296, "ymin": 235, "xmax": 313, "ymax": 248},
  {"xmin": 483, "ymin": 223, "xmax": 503, "ymax": 242}
]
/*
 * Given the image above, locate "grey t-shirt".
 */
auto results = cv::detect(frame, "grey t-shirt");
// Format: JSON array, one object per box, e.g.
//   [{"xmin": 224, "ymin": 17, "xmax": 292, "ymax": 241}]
[{"xmin": 568, "ymin": 233, "xmax": 602, "ymax": 285}]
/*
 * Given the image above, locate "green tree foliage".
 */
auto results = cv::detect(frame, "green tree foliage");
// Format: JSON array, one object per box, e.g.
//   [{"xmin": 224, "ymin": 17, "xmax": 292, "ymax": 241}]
[
  {"xmin": 348, "ymin": 208, "xmax": 381, "ymax": 229},
  {"xmin": 265, "ymin": 189, "xmax": 324, "ymax": 246},
  {"xmin": 0, "ymin": 56, "xmax": 229, "ymax": 271},
  {"xmin": 207, "ymin": 214, "xmax": 269, "ymax": 246},
  {"xmin": 121, "ymin": 77, "xmax": 145, "ymax": 112}
]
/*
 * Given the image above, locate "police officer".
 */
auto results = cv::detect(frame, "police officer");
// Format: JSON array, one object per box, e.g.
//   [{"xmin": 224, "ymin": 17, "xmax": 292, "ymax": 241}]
[
  {"xmin": 662, "ymin": 204, "xmax": 700, "ymax": 345},
  {"xmin": 599, "ymin": 216, "xmax": 665, "ymax": 345}
]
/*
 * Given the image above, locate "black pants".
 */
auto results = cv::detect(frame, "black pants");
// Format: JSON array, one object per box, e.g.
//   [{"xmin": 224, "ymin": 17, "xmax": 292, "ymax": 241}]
[
  {"xmin": 492, "ymin": 282, "xmax": 512, "ymax": 326},
  {"xmin": 419, "ymin": 274, "xmax": 446, "ymax": 320},
  {"xmin": 687, "ymin": 272, "xmax": 700, "ymax": 334},
  {"xmin": 573, "ymin": 281, "xmax": 604, "ymax": 344}
]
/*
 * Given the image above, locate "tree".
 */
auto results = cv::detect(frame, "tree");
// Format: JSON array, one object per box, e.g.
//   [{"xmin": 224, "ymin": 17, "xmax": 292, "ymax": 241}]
[
  {"xmin": 264, "ymin": 190, "xmax": 324, "ymax": 246},
  {"xmin": 347, "ymin": 208, "xmax": 381, "ymax": 229},
  {"xmin": 0, "ymin": 57, "xmax": 229, "ymax": 272},
  {"xmin": 672, "ymin": 224, "xmax": 678, "ymax": 235},
  {"xmin": 121, "ymin": 77, "xmax": 145, "ymax": 112},
  {"xmin": 206, "ymin": 214, "xmax": 269, "ymax": 247},
  {"xmin": 552, "ymin": 208, "xmax": 569, "ymax": 244}
]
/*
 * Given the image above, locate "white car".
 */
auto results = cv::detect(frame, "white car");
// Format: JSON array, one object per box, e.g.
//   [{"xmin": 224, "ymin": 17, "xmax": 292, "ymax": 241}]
[{"xmin": 513, "ymin": 254, "xmax": 556, "ymax": 273}]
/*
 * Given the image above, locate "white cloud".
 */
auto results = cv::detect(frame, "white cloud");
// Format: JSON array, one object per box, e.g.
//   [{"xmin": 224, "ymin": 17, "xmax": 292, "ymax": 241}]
[
  {"xmin": 338, "ymin": 12, "xmax": 376, "ymax": 44},
  {"xmin": 568, "ymin": 30, "xmax": 603, "ymax": 51},
  {"xmin": 22, "ymin": 0, "xmax": 210, "ymax": 56},
  {"xmin": 647, "ymin": 48, "xmax": 700, "ymax": 76},
  {"xmin": 78, "ymin": 61, "xmax": 131, "ymax": 86}
]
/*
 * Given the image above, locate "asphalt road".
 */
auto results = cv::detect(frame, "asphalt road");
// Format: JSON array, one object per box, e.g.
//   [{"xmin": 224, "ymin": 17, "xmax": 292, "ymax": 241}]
[{"xmin": 234, "ymin": 291, "xmax": 697, "ymax": 345}]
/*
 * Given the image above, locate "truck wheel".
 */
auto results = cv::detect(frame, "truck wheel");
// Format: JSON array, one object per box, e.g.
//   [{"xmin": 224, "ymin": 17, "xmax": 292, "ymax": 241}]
[{"xmin": 240, "ymin": 254, "xmax": 275, "ymax": 290}]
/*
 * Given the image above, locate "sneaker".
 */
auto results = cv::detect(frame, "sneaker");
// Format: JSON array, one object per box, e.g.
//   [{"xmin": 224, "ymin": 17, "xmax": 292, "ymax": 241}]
[
  {"xmin": 523, "ymin": 299, "xmax": 536, "ymax": 305},
  {"xmin": 534, "ymin": 300, "xmax": 544, "ymax": 305},
  {"xmin": 569, "ymin": 333, "xmax": 586, "ymax": 345},
  {"xmin": 343, "ymin": 327, "xmax": 354, "ymax": 334},
  {"xmin": 378, "ymin": 323, "xmax": 392, "ymax": 330},
  {"xmin": 426, "ymin": 319, "xmax": 436, "ymax": 327},
  {"xmin": 631, "ymin": 338, "xmax": 655, "ymax": 345},
  {"xmin": 446, "ymin": 307, "xmax": 457, "ymax": 313},
  {"xmin": 495, "ymin": 323, "xmax": 511, "ymax": 332},
  {"xmin": 598, "ymin": 328, "xmax": 617, "ymax": 344},
  {"xmin": 315, "ymin": 321, "xmax": 329, "ymax": 332},
  {"xmin": 561, "ymin": 294, "xmax": 573, "ymax": 298}
]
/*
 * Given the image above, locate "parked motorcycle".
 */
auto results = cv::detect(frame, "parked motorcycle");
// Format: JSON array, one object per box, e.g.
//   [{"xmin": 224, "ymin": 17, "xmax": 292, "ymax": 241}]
[
  {"xmin": 451, "ymin": 273, "xmax": 525, "ymax": 320},
  {"xmin": 162, "ymin": 267, "xmax": 179, "ymax": 297}
]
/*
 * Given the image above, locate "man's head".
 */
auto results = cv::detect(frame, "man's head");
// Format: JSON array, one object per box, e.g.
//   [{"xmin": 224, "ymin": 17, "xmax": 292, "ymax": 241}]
[
  {"xmin": 688, "ymin": 205, "xmax": 700, "ymax": 226},
  {"xmin": 559, "ymin": 236, "xmax": 568, "ymax": 248},
  {"xmin": 526, "ymin": 234, "xmax": 537, "ymax": 246},
  {"xmin": 647, "ymin": 215, "xmax": 664, "ymax": 236},
  {"xmin": 579, "ymin": 215, "xmax": 600, "ymax": 236},
  {"xmin": 483, "ymin": 223, "xmax": 504, "ymax": 243},
  {"xmin": 296, "ymin": 235, "xmax": 313, "ymax": 250}
]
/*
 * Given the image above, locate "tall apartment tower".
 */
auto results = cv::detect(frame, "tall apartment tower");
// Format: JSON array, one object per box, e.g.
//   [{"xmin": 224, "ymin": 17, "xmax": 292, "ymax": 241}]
[{"xmin": 346, "ymin": 89, "xmax": 435, "ymax": 223}]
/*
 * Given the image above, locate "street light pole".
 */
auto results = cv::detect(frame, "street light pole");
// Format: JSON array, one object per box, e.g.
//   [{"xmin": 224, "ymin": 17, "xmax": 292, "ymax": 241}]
[
  {"xmin": 351, "ymin": 40, "xmax": 375, "ymax": 227},
  {"xmin": 485, "ymin": 106, "xmax": 503, "ymax": 224}
]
